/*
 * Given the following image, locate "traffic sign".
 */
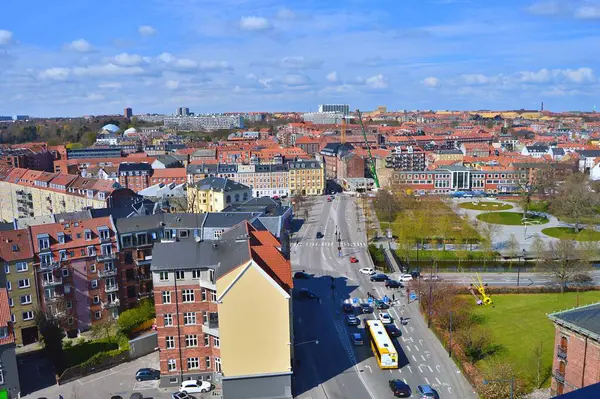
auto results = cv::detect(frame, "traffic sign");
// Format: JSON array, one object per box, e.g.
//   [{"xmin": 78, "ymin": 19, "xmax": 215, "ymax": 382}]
[
  {"xmin": 367, "ymin": 297, "xmax": 373, "ymax": 304},
  {"xmin": 410, "ymin": 293, "xmax": 417, "ymax": 301},
  {"xmin": 352, "ymin": 297, "xmax": 358, "ymax": 304},
  {"xmin": 383, "ymin": 295, "xmax": 389, "ymax": 303}
]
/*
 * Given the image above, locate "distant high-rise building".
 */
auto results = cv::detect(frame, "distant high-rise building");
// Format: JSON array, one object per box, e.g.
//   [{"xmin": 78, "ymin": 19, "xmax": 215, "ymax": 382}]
[
  {"xmin": 176, "ymin": 107, "xmax": 190, "ymax": 116},
  {"xmin": 124, "ymin": 107, "xmax": 133, "ymax": 118},
  {"xmin": 318, "ymin": 104, "xmax": 349, "ymax": 115}
]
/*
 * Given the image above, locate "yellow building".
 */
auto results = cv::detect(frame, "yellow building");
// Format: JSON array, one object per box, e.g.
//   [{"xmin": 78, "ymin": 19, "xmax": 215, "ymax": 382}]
[
  {"xmin": 187, "ymin": 177, "xmax": 252, "ymax": 213},
  {"xmin": 288, "ymin": 160, "xmax": 325, "ymax": 196}
]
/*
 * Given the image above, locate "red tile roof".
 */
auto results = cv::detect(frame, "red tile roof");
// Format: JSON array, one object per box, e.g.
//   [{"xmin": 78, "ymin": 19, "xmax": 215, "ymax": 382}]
[
  {"xmin": 0, "ymin": 229, "xmax": 34, "ymax": 262},
  {"xmin": 0, "ymin": 289, "xmax": 15, "ymax": 345}
]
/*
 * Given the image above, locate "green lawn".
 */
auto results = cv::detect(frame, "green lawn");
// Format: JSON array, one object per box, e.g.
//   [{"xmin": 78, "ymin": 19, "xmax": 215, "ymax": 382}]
[
  {"xmin": 472, "ymin": 292, "xmax": 600, "ymax": 389},
  {"xmin": 476, "ymin": 212, "xmax": 549, "ymax": 226},
  {"xmin": 396, "ymin": 249, "xmax": 495, "ymax": 262},
  {"xmin": 63, "ymin": 338, "xmax": 119, "ymax": 370},
  {"xmin": 542, "ymin": 227, "xmax": 600, "ymax": 241},
  {"xmin": 459, "ymin": 202, "xmax": 513, "ymax": 211}
]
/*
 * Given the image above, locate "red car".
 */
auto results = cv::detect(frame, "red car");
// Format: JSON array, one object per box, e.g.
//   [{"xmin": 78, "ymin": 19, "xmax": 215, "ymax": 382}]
[
  {"xmin": 350, "ymin": 256, "xmax": 358, "ymax": 263},
  {"xmin": 327, "ymin": 197, "xmax": 332, "ymax": 202}
]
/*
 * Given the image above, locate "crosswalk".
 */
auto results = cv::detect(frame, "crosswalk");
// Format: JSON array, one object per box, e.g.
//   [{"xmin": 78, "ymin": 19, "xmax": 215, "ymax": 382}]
[{"xmin": 297, "ymin": 241, "xmax": 368, "ymax": 247}]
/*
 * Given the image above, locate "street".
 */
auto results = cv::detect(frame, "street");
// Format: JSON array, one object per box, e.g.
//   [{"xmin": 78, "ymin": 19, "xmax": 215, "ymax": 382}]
[{"xmin": 291, "ymin": 194, "xmax": 477, "ymax": 399}]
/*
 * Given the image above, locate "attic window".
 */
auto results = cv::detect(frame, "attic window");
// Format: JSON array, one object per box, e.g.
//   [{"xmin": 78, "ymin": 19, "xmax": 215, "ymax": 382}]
[{"xmin": 11, "ymin": 244, "xmax": 18, "ymax": 252}]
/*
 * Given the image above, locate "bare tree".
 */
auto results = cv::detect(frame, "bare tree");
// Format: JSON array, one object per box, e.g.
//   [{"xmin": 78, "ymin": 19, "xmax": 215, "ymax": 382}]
[
  {"xmin": 373, "ymin": 189, "xmax": 401, "ymax": 228},
  {"xmin": 551, "ymin": 173, "xmax": 599, "ymax": 232},
  {"xmin": 540, "ymin": 239, "xmax": 592, "ymax": 292},
  {"xmin": 478, "ymin": 361, "xmax": 522, "ymax": 399},
  {"xmin": 530, "ymin": 235, "xmax": 547, "ymax": 263},
  {"xmin": 506, "ymin": 233, "xmax": 520, "ymax": 267},
  {"xmin": 90, "ymin": 318, "xmax": 117, "ymax": 344},
  {"xmin": 478, "ymin": 221, "xmax": 500, "ymax": 266}
]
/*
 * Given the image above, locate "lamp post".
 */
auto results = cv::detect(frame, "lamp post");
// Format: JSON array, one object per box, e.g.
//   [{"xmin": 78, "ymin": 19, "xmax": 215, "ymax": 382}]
[
  {"xmin": 483, "ymin": 378, "xmax": 515, "ymax": 399},
  {"xmin": 448, "ymin": 310, "xmax": 453, "ymax": 358},
  {"xmin": 294, "ymin": 339, "xmax": 319, "ymax": 347}
]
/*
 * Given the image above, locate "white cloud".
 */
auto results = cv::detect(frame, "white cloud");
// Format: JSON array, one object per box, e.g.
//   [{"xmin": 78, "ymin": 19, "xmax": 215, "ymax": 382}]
[
  {"xmin": 158, "ymin": 52, "xmax": 175, "ymax": 64},
  {"xmin": 156, "ymin": 52, "xmax": 198, "ymax": 70},
  {"xmin": 561, "ymin": 67, "xmax": 595, "ymax": 83},
  {"xmin": 139, "ymin": 25, "xmax": 158, "ymax": 36},
  {"xmin": 528, "ymin": 1, "xmax": 562, "ymax": 16},
  {"xmin": 422, "ymin": 77, "xmax": 440, "ymax": 87},
  {"xmin": 39, "ymin": 68, "xmax": 70, "ymax": 81},
  {"xmin": 98, "ymin": 82, "xmax": 123, "ymax": 89},
  {"xmin": 280, "ymin": 56, "xmax": 322, "ymax": 70},
  {"xmin": 281, "ymin": 73, "xmax": 310, "ymax": 86},
  {"xmin": 114, "ymin": 53, "xmax": 144, "ymax": 66},
  {"xmin": 462, "ymin": 73, "xmax": 497, "ymax": 85},
  {"xmin": 574, "ymin": 5, "xmax": 600, "ymax": 20},
  {"xmin": 365, "ymin": 74, "xmax": 388, "ymax": 89},
  {"xmin": 199, "ymin": 61, "xmax": 232, "ymax": 71},
  {"xmin": 240, "ymin": 16, "xmax": 271, "ymax": 31},
  {"xmin": 326, "ymin": 71, "xmax": 339, "ymax": 83},
  {"xmin": 165, "ymin": 80, "xmax": 180, "ymax": 89},
  {"xmin": 72, "ymin": 63, "xmax": 145, "ymax": 77},
  {"xmin": 458, "ymin": 67, "xmax": 595, "ymax": 87},
  {"xmin": 277, "ymin": 8, "xmax": 297, "ymax": 20},
  {"xmin": 64, "ymin": 39, "xmax": 93, "ymax": 52},
  {"xmin": 0, "ymin": 30, "xmax": 13, "ymax": 45}
]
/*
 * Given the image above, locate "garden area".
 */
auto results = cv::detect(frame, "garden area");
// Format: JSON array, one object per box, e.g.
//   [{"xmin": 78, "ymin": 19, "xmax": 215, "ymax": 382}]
[
  {"xmin": 459, "ymin": 201, "xmax": 513, "ymax": 211},
  {"xmin": 542, "ymin": 226, "xmax": 600, "ymax": 241},
  {"xmin": 421, "ymin": 284, "xmax": 600, "ymax": 399},
  {"xmin": 476, "ymin": 211, "xmax": 549, "ymax": 226}
]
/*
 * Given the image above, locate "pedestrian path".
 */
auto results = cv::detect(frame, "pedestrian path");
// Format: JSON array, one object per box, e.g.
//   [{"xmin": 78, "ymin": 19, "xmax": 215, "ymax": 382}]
[{"xmin": 297, "ymin": 241, "xmax": 368, "ymax": 247}]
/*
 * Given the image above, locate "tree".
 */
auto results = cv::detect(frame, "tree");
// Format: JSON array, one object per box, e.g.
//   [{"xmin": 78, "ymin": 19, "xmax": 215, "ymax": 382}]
[
  {"xmin": 116, "ymin": 299, "xmax": 155, "ymax": 337},
  {"xmin": 477, "ymin": 221, "xmax": 500, "ymax": 266},
  {"xmin": 457, "ymin": 326, "xmax": 498, "ymax": 363},
  {"xmin": 373, "ymin": 189, "xmax": 401, "ymax": 228},
  {"xmin": 34, "ymin": 308, "xmax": 65, "ymax": 369},
  {"xmin": 551, "ymin": 173, "xmax": 599, "ymax": 232},
  {"xmin": 90, "ymin": 318, "xmax": 117, "ymax": 344},
  {"xmin": 479, "ymin": 361, "xmax": 523, "ymax": 399},
  {"xmin": 530, "ymin": 235, "xmax": 547, "ymax": 263},
  {"xmin": 540, "ymin": 239, "xmax": 591, "ymax": 292},
  {"xmin": 506, "ymin": 233, "xmax": 520, "ymax": 267}
]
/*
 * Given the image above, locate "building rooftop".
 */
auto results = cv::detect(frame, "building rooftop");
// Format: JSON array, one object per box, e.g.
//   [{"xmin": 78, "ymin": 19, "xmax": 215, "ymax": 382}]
[
  {"xmin": 0, "ymin": 289, "xmax": 14, "ymax": 345},
  {"xmin": 548, "ymin": 302, "xmax": 600, "ymax": 342},
  {"xmin": 0, "ymin": 229, "xmax": 33, "ymax": 261},
  {"xmin": 194, "ymin": 176, "xmax": 250, "ymax": 192}
]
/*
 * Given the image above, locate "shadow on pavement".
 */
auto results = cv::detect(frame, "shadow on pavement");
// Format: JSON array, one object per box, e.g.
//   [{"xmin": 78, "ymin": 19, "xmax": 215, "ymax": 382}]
[
  {"xmin": 292, "ymin": 275, "xmax": 372, "ymax": 397},
  {"xmin": 18, "ymin": 350, "xmax": 57, "ymax": 395}
]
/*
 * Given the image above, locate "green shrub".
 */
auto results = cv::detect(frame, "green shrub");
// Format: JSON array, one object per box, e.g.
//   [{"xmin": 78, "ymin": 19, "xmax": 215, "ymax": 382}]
[
  {"xmin": 116, "ymin": 298, "xmax": 155, "ymax": 337},
  {"xmin": 62, "ymin": 340, "xmax": 73, "ymax": 349},
  {"xmin": 75, "ymin": 337, "xmax": 86, "ymax": 346}
]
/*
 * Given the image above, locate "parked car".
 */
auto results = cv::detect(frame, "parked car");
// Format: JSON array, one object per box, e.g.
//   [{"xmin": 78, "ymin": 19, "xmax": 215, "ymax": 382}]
[
  {"xmin": 385, "ymin": 280, "xmax": 403, "ymax": 289},
  {"xmin": 349, "ymin": 256, "xmax": 358, "ymax": 263},
  {"xmin": 389, "ymin": 379, "xmax": 412, "ymax": 397},
  {"xmin": 342, "ymin": 302, "xmax": 354, "ymax": 313},
  {"xmin": 385, "ymin": 324, "xmax": 402, "ymax": 337},
  {"xmin": 346, "ymin": 314, "xmax": 360, "ymax": 326},
  {"xmin": 180, "ymin": 379, "xmax": 212, "ymax": 394},
  {"xmin": 110, "ymin": 396, "xmax": 123, "ymax": 399},
  {"xmin": 351, "ymin": 332, "xmax": 364, "ymax": 346},
  {"xmin": 410, "ymin": 271, "xmax": 421, "ymax": 279},
  {"xmin": 294, "ymin": 271, "xmax": 312, "ymax": 279},
  {"xmin": 359, "ymin": 267, "xmax": 375, "ymax": 275},
  {"xmin": 398, "ymin": 274, "xmax": 413, "ymax": 282},
  {"xmin": 129, "ymin": 394, "xmax": 143, "ymax": 399},
  {"xmin": 316, "ymin": 231, "xmax": 323, "ymax": 239},
  {"xmin": 379, "ymin": 312, "xmax": 393, "ymax": 324},
  {"xmin": 327, "ymin": 197, "xmax": 333, "ymax": 202},
  {"xmin": 375, "ymin": 300, "xmax": 390, "ymax": 310},
  {"xmin": 417, "ymin": 384, "xmax": 439, "ymax": 399},
  {"xmin": 423, "ymin": 275, "xmax": 442, "ymax": 282},
  {"xmin": 360, "ymin": 303, "xmax": 374, "ymax": 314},
  {"xmin": 135, "ymin": 368, "xmax": 160, "ymax": 381},
  {"xmin": 298, "ymin": 288, "xmax": 319, "ymax": 300},
  {"xmin": 171, "ymin": 393, "xmax": 192, "ymax": 399},
  {"xmin": 370, "ymin": 274, "xmax": 389, "ymax": 282}
]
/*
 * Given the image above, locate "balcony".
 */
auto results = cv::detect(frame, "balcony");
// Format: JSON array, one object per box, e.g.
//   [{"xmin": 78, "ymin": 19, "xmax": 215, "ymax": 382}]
[
  {"xmin": 96, "ymin": 253, "xmax": 117, "ymax": 262},
  {"xmin": 137, "ymin": 291, "xmax": 153, "ymax": 299},
  {"xmin": 98, "ymin": 268, "xmax": 118, "ymax": 278},
  {"xmin": 137, "ymin": 274, "xmax": 152, "ymax": 282},
  {"xmin": 42, "ymin": 278, "xmax": 63, "ymax": 287},
  {"xmin": 100, "ymin": 236, "xmax": 112, "ymax": 244},
  {"xmin": 39, "ymin": 261, "xmax": 61, "ymax": 271},
  {"xmin": 557, "ymin": 346, "xmax": 567, "ymax": 360},
  {"xmin": 45, "ymin": 294, "xmax": 64, "ymax": 303},
  {"xmin": 101, "ymin": 299, "xmax": 120, "ymax": 310},
  {"xmin": 199, "ymin": 278, "xmax": 216, "ymax": 291},
  {"xmin": 105, "ymin": 284, "xmax": 119, "ymax": 293},
  {"xmin": 134, "ymin": 255, "xmax": 152, "ymax": 266},
  {"xmin": 202, "ymin": 322, "xmax": 220, "ymax": 338},
  {"xmin": 554, "ymin": 370, "xmax": 565, "ymax": 383}
]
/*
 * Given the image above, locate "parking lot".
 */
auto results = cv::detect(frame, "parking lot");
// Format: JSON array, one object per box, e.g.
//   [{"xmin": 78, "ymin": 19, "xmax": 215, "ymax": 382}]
[{"xmin": 22, "ymin": 352, "xmax": 221, "ymax": 399}]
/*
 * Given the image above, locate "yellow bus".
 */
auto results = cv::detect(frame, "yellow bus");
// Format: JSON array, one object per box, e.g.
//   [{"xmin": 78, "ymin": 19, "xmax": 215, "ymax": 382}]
[{"xmin": 366, "ymin": 319, "xmax": 398, "ymax": 369}]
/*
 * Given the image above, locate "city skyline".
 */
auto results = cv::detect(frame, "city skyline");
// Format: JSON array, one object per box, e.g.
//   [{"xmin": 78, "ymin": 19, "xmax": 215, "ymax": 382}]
[{"xmin": 1, "ymin": 0, "xmax": 600, "ymax": 116}]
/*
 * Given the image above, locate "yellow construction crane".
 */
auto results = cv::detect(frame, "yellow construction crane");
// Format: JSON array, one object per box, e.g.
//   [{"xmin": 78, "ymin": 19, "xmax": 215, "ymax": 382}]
[
  {"xmin": 468, "ymin": 274, "xmax": 493, "ymax": 306},
  {"xmin": 341, "ymin": 117, "xmax": 346, "ymax": 144}
]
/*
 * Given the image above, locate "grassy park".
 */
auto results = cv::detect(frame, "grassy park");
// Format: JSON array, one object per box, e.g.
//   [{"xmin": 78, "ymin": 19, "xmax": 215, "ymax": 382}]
[
  {"xmin": 476, "ymin": 211, "xmax": 549, "ymax": 226},
  {"xmin": 471, "ymin": 292, "xmax": 600, "ymax": 389},
  {"xmin": 459, "ymin": 201, "xmax": 513, "ymax": 211},
  {"xmin": 542, "ymin": 226, "xmax": 600, "ymax": 241}
]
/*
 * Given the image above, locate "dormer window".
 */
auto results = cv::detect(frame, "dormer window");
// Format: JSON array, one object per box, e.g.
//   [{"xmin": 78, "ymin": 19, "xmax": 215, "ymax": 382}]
[
  {"xmin": 59, "ymin": 250, "xmax": 67, "ymax": 261},
  {"xmin": 37, "ymin": 234, "xmax": 50, "ymax": 250},
  {"xmin": 84, "ymin": 229, "xmax": 92, "ymax": 241},
  {"xmin": 57, "ymin": 233, "xmax": 66, "ymax": 244},
  {"xmin": 98, "ymin": 227, "xmax": 110, "ymax": 240}
]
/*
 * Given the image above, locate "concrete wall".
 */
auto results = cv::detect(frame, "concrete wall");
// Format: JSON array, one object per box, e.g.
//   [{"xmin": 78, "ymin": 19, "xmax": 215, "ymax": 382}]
[
  {"xmin": 129, "ymin": 332, "xmax": 158, "ymax": 359},
  {"xmin": 0, "ymin": 344, "xmax": 20, "ymax": 399},
  {"xmin": 223, "ymin": 373, "xmax": 292, "ymax": 399}
]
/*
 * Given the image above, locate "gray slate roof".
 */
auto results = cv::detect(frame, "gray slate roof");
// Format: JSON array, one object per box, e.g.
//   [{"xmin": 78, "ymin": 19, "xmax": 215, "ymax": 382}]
[
  {"xmin": 194, "ymin": 177, "xmax": 250, "ymax": 192},
  {"xmin": 549, "ymin": 302, "xmax": 600, "ymax": 341}
]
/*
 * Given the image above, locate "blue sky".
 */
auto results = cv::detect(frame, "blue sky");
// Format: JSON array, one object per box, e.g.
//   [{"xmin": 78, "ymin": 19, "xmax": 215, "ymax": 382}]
[{"xmin": 1, "ymin": 0, "xmax": 600, "ymax": 116}]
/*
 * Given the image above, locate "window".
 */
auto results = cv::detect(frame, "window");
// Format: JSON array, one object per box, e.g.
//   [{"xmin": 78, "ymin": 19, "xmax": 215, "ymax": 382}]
[
  {"xmin": 182, "ymin": 289, "xmax": 194, "ymax": 303},
  {"xmin": 185, "ymin": 335, "xmax": 198, "ymax": 347},
  {"xmin": 68, "ymin": 317, "xmax": 74, "ymax": 325},
  {"xmin": 209, "ymin": 269, "xmax": 215, "ymax": 283},
  {"xmin": 176, "ymin": 270, "xmax": 185, "ymax": 280},
  {"xmin": 211, "ymin": 291, "xmax": 217, "ymax": 302},
  {"xmin": 204, "ymin": 335, "xmax": 210, "ymax": 347},
  {"xmin": 18, "ymin": 279, "xmax": 30, "ymax": 288},
  {"xmin": 62, "ymin": 269, "xmax": 69, "ymax": 277},
  {"xmin": 203, "ymin": 311, "xmax": 208, "ymax": 325},
  {"xmin": 166, "ymin": 336, "xmax": 175, "ymax": 349},
  {"xmin": 201, "ymin": 290, "xmax": 207, "ymax": 301},
  {"xmin": 93, "ymin": 295, "xmax": 100, "ymax": 304},
  {"xmin": 66, "ymin": 301, "xmax": 72, "ymax": 309},
  {"xmin": 162, "ymin": 291, "xmax": 171, "ymax": 304},
  {"xmin": 159, "ymin": 271, "xmax": 169, "ymax": 281},
  {"xmin": 16, "ymin": 262, "xmax": 28, "ymax": 272},
  {"xmin": 59, "ymin": 250, "xmax": 67, "ymax": 261},
  {"xmin": 3, "ymin": 264, "xmax": 8, "ymax": 274},
  {"xmin": 91, "ymin": 279, "xmax": 98, "ymax": 289},
  {"xmin": 8, "ymin": 298, "xmax": 13, "ymax": 307},
  {"xmin": 187, "ymin": 358, "xmax": 199, "ymax": 370},
  {"xmin": 20, "ymin": 295, "xmax": 32, "ymax": 305},
  {"xmin": 164, "ymin": 314, "xmax": 173, "ymax": 327},
  {"xmin": 192, "ymin": 269, "xmax": 201, "ymax": 279},
  {"xmin": 10, "ymin": 314, "xmax": 15, "ymax": 323},
  {"xmin": 213, "ymin": 230, "xmax": 225, "ymax": 239},
  {"xmin": 205, "ymin": 357, "xmax": 211, "ymax": 369},
  {"xmin": 168, "ymin": 359, "xmax": 177, "ymax": 371},
  {"xmin": 179, "ymin": 230, "xmax": 189, "ymax": 238},
  {"xmin": 90, "ymin": 264, "xmax": 96, "ymax": 273},
  {"xmin": 87, "ymin": 246, "xmax": 96, "ymax": 256},
  {"xmin": 22, "ymin": 311, "xmax": 34, "ymax": 321},
  {"xmin": 184, "ymin": 312, "xmax": 196, "ymax": 325},
  {"xmin": 213, "ymin": 337, "xmax": 220, "ymax": 348}
]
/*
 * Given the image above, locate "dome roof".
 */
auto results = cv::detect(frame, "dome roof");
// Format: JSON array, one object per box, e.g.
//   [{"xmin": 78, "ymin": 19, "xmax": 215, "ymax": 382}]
[
  {"xmin": 101, "ymin": 124, "xmax": 120, "ymax": 133},
  {"xmin": 123, "ymin": 127, "xmax": 138, "ymax": 136}
]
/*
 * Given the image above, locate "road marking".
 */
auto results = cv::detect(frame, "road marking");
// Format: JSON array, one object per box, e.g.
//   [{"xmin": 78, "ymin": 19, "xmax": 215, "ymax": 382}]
[
  {"xmin": 436, "ymin": 378, "xmax": 442, "ymax": 385},
  {"xmin": 424, "ymin": 377, "xmax": 430, "ymax": 385},
  {"xmin": 365, "ymin": 365, "xmax": 372, "ymax": 373},
  {"xmin": 406, "ymin": 345, "xmax": 411, "ymax": 352},
  {"xmin": 436, "ymin": 365, "xmax": 441, "ymax": 373},
  {"xmin": 419, "ymin": 339, "xmax": 424, "ymax": 345},
  {"xmin": 412, "ymin": 355, "xmax": 417, "ymax": 362},
  {"xmin": 428, "ymin": 366, "xmax": 433, "ymax": 373},
  {"xmin": 398, "ymin": 368, "xmax": 402, "ymax": 373},
  {"xmin": 403, "ymin": 326, "xmax": 409, "ymax": 334},
  {"xmin": 409, "ymin": 337, "xmax": 413, "ymax": 342},
  {"xmin": 448, "ymin": 387, "xmax": 452, "ymax": 394},
  {"xmin": 418, "ymin": 365, "xmax": 423, "ymax": 373},
  {"xmin": 401, "ymin": 337, "xmax": 406, "ymax": 342},
  {"xmin": 414, "ymin": 345, "xmax": 420, "ymax": 351},
  {"xmin": 407, "ymin": 366, "xmax": 412, "ymax": 373}
]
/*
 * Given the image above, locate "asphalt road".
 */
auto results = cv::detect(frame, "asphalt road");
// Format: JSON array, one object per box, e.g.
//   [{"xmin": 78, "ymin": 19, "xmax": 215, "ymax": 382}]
[{"xmin": 291, "ymin": 195, "xmax": 477, "ymax": 399}]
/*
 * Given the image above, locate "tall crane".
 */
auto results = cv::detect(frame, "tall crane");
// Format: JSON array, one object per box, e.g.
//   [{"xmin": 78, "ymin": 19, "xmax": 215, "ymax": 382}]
[{"xmin": 356, "ymin": 109, "xmax": 380, "ymax": 189}]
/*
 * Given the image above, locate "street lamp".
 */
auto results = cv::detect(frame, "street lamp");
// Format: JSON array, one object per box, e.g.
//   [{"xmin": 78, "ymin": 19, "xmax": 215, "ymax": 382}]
[
  {"xmin": 294, "ymin": 340, "xmax": 319, "ymax": 347},
  {"xmin": 483, "ymin": 378, "xmax": 515, "ymax": 399}
]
